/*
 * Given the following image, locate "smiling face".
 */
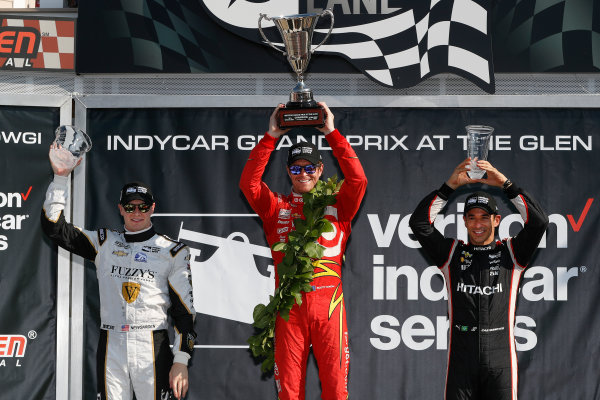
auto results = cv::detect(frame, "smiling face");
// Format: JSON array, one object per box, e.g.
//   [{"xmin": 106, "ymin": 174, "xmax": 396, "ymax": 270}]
[
  {"xmin": 287, "ymin": 159, "xmax": 323, "ymax": 194},
  {"xmin": 118, "ymin": 199, "xmax": 155, "ymax": 232},
  {"xmin": 463, "ymin": 208, "xmax": 501, "ymax": 246}
]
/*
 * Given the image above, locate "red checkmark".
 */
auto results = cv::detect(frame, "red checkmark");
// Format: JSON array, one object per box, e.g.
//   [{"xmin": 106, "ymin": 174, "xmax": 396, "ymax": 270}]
[
  {"xmin": 567, "ymin": 198, "xmax": 594, "ymax": 232},
  {"xmin": 21, "ymin": 186, "xmax": 32, "ymax": 201}
]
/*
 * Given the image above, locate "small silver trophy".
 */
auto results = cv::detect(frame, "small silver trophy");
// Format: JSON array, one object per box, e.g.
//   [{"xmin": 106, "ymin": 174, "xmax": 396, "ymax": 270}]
[
  {"xmin": 49, "ymin": 125, "xmax": 92, "ymax": 170},
  {"xmin": 466, "ymin": 125, "xmax": 494, "ymax": 179},
  {"xmin": 258, "ymin": 10, "xmax": 334, "ymax": 129}
]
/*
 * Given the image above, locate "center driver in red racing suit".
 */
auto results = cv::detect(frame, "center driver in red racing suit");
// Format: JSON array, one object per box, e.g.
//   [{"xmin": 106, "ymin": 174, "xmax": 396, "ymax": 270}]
[{"xmin": 240, "ymin": 103, "xmax": 367, "ymax": 399}]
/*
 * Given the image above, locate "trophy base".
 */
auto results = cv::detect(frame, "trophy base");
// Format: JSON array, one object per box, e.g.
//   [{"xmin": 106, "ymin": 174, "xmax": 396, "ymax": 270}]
[{"xmin": 277, "ymin": 102, "xmax": 325, "ymax": 129}]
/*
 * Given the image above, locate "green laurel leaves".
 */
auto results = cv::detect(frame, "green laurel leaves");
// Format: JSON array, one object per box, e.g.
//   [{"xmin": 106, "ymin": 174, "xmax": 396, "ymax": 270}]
[{"xmin": 247, "ymin": 176, "xmax": 342, "ymax": 373}]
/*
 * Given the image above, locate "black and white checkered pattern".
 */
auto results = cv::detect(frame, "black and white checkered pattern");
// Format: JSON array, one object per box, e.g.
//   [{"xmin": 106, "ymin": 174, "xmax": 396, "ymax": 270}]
[
  {"xmin": 311, "ymin": 0, "xmax": 495, "ymax": 93},
  {"xmin": 87, "ymin": 0, "xmax": 495, "ymax": 92},
  {"xmin": 101, "ymin": 0, "xmax": 213, "ymax": 72},
  {"xmin": 493, "ymin": 0, "xmax": 600, "ymax": 72}
]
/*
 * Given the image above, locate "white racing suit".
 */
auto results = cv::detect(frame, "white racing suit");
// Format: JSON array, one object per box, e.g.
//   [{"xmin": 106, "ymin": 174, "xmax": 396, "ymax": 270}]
[{"xmin": 41, "ymin": 175, "xmax": 196, "ymax": 400}]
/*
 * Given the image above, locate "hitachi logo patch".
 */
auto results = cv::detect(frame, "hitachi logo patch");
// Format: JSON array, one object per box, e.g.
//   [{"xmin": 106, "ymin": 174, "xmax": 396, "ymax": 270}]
[{"xmin": 456, "ymin": 282, "xmax": 502, "ymax": 295}]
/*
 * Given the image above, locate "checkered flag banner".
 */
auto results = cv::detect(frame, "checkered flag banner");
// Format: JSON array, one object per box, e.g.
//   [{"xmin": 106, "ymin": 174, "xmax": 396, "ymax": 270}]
[
  {"xmin": 492, "ymin": 0, "xmax": 600, "ymax": 72},
  {"xmin": 203, "ymin": 0, "xmax": 495, "ymax": 93},
  {"xmin": 99, "ymin": 0, "xmax": 213, "ymax": 72},
  {"xmin": 90, "ymin": 0, "xmax": 495, "ymax": 92},
  {"xmin": 312, "ymin": 0, "xmax": 495, "ymax": 93}
]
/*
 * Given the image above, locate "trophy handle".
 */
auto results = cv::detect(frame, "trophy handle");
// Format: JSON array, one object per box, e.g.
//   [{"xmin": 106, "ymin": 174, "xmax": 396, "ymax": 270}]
[
  {"xmin": 311, "ymin": 9, "xmax": 334, "ymax": 53},
  {"xmin": 258, "ymin": 13, "xmax": 286, "ymax": 54}
]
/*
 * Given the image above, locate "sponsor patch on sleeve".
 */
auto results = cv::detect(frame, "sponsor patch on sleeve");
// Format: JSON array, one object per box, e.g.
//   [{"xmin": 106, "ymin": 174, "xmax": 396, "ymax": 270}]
[
  {"xmin": 170, "ymin": 242, "xmax": 186, "ymax": 257},
  {"xmin": 98, "ymin": 229, "xmax": 107, "ymax": 245}
]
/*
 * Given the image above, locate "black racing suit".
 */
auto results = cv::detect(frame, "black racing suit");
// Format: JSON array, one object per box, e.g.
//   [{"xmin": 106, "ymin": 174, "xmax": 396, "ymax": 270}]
[{"xmin": 409, "ymin": 182, "xmax": 548, "ymax": 400}]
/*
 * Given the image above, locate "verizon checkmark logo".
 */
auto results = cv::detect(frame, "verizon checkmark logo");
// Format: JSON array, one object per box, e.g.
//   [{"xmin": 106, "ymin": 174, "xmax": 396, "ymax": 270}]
[
  {"xmin": 567, "ymin": 198, "xmax": 594, "ymax": 232},
  {"xmin": 21, "ymin": 186, "xmax": 32, "ymax": 201}
]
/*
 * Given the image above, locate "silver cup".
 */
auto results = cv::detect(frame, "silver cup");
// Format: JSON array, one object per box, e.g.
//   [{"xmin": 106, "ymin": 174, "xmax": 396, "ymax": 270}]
[
  {"xmin": 466, "ymin": 125, "xmax": 494, "ymax": 179},
  {"xmin": 259, "ymin": 10, "xmax": 334, "ymax": 128},
  {"xmin": 50, "ymin": 125, "xmax": 92, "ymax": 170}
]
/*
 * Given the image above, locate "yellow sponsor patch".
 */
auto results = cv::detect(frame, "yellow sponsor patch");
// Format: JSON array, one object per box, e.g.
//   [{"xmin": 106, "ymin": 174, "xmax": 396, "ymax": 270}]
[{"xmin": 122, "ymin": 282, "xmax": 140, "ymax": 303}]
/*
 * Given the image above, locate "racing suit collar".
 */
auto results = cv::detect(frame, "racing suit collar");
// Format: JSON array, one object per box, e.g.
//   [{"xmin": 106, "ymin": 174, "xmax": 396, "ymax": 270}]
[
  {"xmin": 124, "ymin": 225, "xmax": 155, "ymax": 242},
  {"xmin": 290, "ymin": 190, "xmax": 304, "ymax": 204}
]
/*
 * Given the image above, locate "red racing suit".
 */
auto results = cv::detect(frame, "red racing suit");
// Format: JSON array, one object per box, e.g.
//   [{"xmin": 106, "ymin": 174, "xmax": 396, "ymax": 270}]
[{"xmin": 240, "ymin": 130, "xmax": 367, "ymax": 400}]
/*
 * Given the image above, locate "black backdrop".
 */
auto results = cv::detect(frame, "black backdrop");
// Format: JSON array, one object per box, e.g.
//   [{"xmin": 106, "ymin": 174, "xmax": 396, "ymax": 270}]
[
  {"xmin": 80, "ymin": 107, "xmax": 599, "ymax": 399},
  {"xmin": 0, "ymin": 105, "xmax": 60, "ymax": 399}
]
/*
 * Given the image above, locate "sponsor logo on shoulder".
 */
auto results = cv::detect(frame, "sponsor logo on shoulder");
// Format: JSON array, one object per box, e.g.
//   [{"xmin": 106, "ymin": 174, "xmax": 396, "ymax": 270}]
[
  {"xmin": 142, "ymin": 245, "xmax": 161, "ymax": 253},
  {"xmin": 170, "ymin": 242, "xmax": 186, "ymax": 257}
]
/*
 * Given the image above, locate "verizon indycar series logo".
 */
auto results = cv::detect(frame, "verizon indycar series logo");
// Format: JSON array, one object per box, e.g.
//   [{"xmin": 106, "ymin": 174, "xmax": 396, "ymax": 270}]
[
  {"xmin": 201, "ymin": 0, "xmax": 495, "ymax": 92},
  {"xmin": 0, "ymin": 187, "xmax": 32, "ymax": 251}
]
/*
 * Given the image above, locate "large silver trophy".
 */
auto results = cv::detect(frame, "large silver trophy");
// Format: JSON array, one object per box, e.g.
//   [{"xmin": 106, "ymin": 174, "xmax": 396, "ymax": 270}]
[{"xmin": 259, "ymin": 10, "xmax": 334, "ymax": 129}]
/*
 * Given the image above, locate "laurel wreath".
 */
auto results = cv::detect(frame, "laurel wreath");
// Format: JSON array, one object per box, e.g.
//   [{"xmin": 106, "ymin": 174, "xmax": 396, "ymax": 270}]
[{"xmin": 247, "ymin": 176, "xmax": 343, "ymax": 373}]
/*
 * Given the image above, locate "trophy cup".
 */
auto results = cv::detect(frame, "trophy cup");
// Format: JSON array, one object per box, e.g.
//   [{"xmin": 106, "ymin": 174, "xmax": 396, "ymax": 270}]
[
  {"xmin": 259, "ymin": 10, "xmax": 334, "ymax": 129},
  {"xmin": 466, "ymin": 125, "xmax": 494, "ymax": 179},
  {"xmin": 49, "ymin": 125, "xmax": 92, "ymax": 170}
]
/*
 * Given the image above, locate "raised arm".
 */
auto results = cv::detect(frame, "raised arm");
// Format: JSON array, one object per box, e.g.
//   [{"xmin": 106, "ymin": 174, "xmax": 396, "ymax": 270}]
[
  {"xmin": 239, "ymin": 106, "xmax": 287, "ymax": 218},
  {"xmin": 409, "ymin": 183, "xmax": 457, "ymax": 267},
  {"xmin": 320, "ymin": 103, "xmax": 368, "ymax": 221},
  {"xmin": 41, "ymin": 146, "xmax": 98, "ymax": 260},
  {"xmin": 503, "ymin": 183, "xmax": 549, "ymax": 267},
  {"xmin": 474, "ymin": 160, "xmax": 549, "ymax": 267}
]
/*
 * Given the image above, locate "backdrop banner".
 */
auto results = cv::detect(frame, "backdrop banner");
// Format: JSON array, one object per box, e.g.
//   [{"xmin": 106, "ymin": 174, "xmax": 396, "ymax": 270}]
[
  {"xmin": 0, "ymin": 105, "xmax": 60, "ymax": 399},
  {"xmin": 83, "ymin": 107, "xmax": 598, "ymax": 399},
  {"xmin": 77, "ymin": 1, "xmax": 600, "ymax": 88}
]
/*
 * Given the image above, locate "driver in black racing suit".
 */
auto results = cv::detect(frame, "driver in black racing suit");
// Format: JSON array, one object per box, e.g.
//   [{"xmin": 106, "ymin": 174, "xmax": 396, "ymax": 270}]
[{"xmin": 409, "ymin": 158, "xmax": 548, "ymax": 400}]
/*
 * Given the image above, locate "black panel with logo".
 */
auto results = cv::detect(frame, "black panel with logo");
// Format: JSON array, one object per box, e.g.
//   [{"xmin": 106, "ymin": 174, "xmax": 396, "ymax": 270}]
[
  {"xmin": 82, "ymin": 107, "xmax": 599, "ymax": 399},
  {"xmin": 0, "ymin": 105, "xmax": 60, "ymax": 399}
]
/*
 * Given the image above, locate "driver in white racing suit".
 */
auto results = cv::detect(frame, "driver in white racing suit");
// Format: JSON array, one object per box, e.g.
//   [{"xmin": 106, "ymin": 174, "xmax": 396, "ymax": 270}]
[{"xmin": 41, "ymin": 147, "xmax": 196, "ymax": 400}]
